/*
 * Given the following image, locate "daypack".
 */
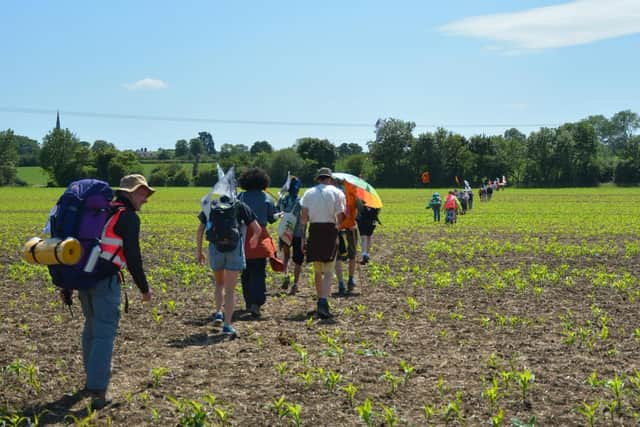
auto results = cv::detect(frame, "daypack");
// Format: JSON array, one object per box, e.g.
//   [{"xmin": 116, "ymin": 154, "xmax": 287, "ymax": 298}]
[
  {"xmin": 48, "ymin": 179, "xmax": 114, "ymax": 289},
  {"xmin": 206, "ymin": 198, "xmax": 241, "ymax": 252}
]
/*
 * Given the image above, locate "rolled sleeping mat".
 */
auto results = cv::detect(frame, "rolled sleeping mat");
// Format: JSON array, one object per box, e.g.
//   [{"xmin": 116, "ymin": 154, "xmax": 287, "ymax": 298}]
[{"xmin": 22, "ymin": 237, "xmax": 83, "ymax": 265}]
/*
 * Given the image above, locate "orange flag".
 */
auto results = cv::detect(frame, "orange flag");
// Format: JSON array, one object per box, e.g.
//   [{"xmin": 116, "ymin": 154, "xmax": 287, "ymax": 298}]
[{"xmin": 421, "ymin": 171, "xmax": 430, "ymax": 184}]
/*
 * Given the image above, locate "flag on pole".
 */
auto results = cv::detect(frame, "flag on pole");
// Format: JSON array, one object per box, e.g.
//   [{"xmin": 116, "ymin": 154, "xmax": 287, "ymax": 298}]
[
  {"xmin": 278, "ymin": 171, "xmax": 291, "ymax": 200},
  {"xmin": 201, "ymin": 164, "xmax": 237, "ymax": 218}
]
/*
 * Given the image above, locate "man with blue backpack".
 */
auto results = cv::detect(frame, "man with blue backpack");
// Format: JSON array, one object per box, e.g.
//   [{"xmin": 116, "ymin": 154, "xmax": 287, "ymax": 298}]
[{"xmin": 49, "ymin": 174, "xmax": 155, "ymax": 409}]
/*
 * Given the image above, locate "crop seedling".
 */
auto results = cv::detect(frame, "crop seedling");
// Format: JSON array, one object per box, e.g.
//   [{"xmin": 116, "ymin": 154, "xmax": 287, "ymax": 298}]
[
  {"xmin": 291, "ymin": 342, "xmax": 309, "ymax": 366},
  {"xmin": 150, "ymin": 366, "xmax": 169, "ymax": 387},
  {"xmin": 381, "ymin": 370, "xmax": 402, "ymax": 393},
  {"xmin": 341, "ymin": 382, "xmax": 358, "ymax": 406},
  {"xmin": 356, "ymin": 398, "xmax": 375, "ymax": 427},
  {"xmin": 386, "ymin": 329, "xmax": 399, "ymax": 345},
  {"xmin": 285, "ymin": 403, "xmax": 302, "ymax": 427},
  {"xmin": 516, "ymin": 369, "xmax": 535, "ymax": 404},
  {"xmin": 325, "ymin": 370, "xmax": 342, "ymax": 392},
  {"xmin": 576, "ymin": 400, "xmax": 600, "ymax": 427},
  {"xmin": 423, "ymin": 404, "xmax": 437, "ymax": 424},
  {"xmin": 271, "ymin": 396, "xmax": 288, "ymax": 418},
  {"xmin": 605, "ymin": 373, "xmax": 625, "ymax": 411},
  {"xmin": 380, "ymin": 403, "xmax": 399, "ymax": 427},
  {"xmin": 483, "ymin": 376, "xmax": 500, "ymax": 414},
  {"xmin": 399, "ymin": 360, "xmax": 415, "ymax": 384},
  {"xmin": 274, "ymin": 361, "xmax": 288, "ymax": 377}
]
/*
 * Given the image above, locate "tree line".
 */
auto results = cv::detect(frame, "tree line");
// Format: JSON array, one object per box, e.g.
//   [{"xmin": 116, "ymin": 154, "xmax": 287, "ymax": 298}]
[{"xmin": 0, "ymin": 110, "xmax": 638, "ymax": 187}]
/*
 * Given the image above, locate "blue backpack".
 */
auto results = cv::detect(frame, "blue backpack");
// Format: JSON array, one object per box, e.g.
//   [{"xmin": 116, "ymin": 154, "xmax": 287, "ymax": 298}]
[{"xmin": 48, "ymin": 179, "xmax": 114, "ymax": 289}]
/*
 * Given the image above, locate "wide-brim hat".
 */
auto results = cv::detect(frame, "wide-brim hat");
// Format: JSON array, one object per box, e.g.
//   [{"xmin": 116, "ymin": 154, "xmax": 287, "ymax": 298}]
[
  {"xmin": 117, "ymin": 174, "xmax": 155, "ymax": 195},
  {"xmin": 315, "ymin": 167, "xmax": 333, "ymax": 180}
]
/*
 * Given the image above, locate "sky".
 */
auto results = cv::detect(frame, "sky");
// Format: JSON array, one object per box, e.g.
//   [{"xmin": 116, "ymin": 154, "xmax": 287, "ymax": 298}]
[{"xmin": 1, "ymin": 0, "xmax": 639, "ymax": 152}]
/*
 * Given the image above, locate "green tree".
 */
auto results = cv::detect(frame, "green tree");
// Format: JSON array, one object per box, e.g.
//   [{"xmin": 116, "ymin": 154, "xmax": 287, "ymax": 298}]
[
  {"xmin": 608, "ymin": 110, "xmax": 640, "ymax": 155},
  {"xmin": 199, "ymin": 131, "xmax": 216, "ymax": 155},
  {"xmin": 40, "ymin": 128, "xmax": 90, "ymax": 186},
  {"xmin": 523, "ymin": 128, "xmax": 556, "ymax": 186},
  {"xmin": 295, "ymin": 138, "xmax": 337, "ymax": 170},
  {"xmin": 337, "ymin": 143, "xmax": 363, "ymax": 157},
  {"xmin": 189, "ymin": 137, "xmax": 205, "ymax": 177},
  {"xmin": 91, "ymin": 140, "xmax": 118, "ymax": 182},
  {"xmin": 335, "ymin": 153, "xmax": 367, "ymax": 176},
  {"xmin": 14, "ymin": 134, "xmax": 40, "ymax": 166},
  {"xmin": 106, "ymin": 151, "xmax": 143, "ymax": 186},
  {"xmin": 0, "ymin": 129, "xmax": 19, "ymax": 185},
  {"xmin": 250, "ymin": 140, "xmax": 273, "ymax": 155},
  {"xmin": 175, "ymin": 139, "xmax": 189, "ymax": 158},
  {"xmin": 269, "ymin": 148, "xmax": 305, "ymax": 186},
  {"xmin": 368, "ymin": 118, "xmax": 415, "ymax": 187}
]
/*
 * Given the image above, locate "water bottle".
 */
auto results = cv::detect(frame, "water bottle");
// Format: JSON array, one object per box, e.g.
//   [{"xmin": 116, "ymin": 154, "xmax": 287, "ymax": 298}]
[{"xmin": 84, "ymin": 244, "xmax": 101, "ymax": 273}]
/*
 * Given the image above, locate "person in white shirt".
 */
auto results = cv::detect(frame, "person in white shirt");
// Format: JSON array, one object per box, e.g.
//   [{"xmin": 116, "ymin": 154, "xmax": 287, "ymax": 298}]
[{"xmin": 299, "ymin": 167, "xmax": 346, "ymax": 319}]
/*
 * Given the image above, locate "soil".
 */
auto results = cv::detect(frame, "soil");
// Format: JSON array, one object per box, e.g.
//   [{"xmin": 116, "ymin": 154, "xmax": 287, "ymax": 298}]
[{"xmin": 2, "ymin": 225, "xmax": 640, "ymax": 426}]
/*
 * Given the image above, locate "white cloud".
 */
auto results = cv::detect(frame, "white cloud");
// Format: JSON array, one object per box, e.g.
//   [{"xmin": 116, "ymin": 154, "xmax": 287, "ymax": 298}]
[
  {"xmin": 439, "ymin": 0, "xmax": 640, "ymax": 50},
  {"xmin": 122, "ymin": 78, "xmax": 168, "ymax": 91}
]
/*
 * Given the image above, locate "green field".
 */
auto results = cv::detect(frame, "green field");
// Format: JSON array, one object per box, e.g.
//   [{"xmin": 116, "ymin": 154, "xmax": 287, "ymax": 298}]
[
  {"xmin": 16, "ymin": 167, "xmax": 49, "ymax": 187},
  {"xmin": 2, "ymin": 187, "xmax": 640, "ymax": 425}
]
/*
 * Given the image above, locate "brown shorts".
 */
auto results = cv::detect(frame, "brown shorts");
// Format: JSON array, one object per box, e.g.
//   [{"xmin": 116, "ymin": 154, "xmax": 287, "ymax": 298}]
[{"xmin": 306, "ymin": 223, "xmax": 338, "ymax": 262}]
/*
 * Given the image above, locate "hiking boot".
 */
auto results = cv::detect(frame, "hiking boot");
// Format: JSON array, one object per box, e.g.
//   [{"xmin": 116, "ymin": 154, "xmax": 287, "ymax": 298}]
[
  {"xmin": 89, "ymin": 390, "xmax": 111, "ymax": 410},
  {"xmin": 360, "ymin": 254, "xmax": 369, "ymax": 265},
  {"xmin": 338, "ymin": 282, "xmax": 347, "ymax": 296},
  {"xmin": 317, "ymin": 299, "xmax": 332, "ymax": 319},
  {"xmin": 213, "ymin": 311, "xmax": 223, "ymax": 327},
  {"xmin": 248, "ymin": 304, "xmax": 261, "ymax": 318},
  {"xmin": 289, "ymin": 284, "xmax": 299, "ymax": 295},
  {"xmin": 281, "ymin": 275, "xmax": 291, "ymax": 290},
  {"xmin": 222, "ymin": 323, "xmax": 237, "ymax": 336},
  {"xmin": 347, "ymin": 279, "xmax": 356, "ymax": 293}
]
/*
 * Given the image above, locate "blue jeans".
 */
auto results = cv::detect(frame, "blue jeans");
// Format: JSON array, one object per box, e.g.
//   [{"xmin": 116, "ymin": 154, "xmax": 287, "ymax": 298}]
[
  {"xmin": 78, "ymin": 274, "xmax": 121, "ymax": 391},
  {"xmin": 432, "ymin": 207, "xmax": 440, "ymax": 221}
]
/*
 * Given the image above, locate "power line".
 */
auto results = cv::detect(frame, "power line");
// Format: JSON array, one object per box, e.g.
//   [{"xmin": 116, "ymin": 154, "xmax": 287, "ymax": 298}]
[{"xmin": 0, "ymin": 106, "xmax": 562, "ymax": 129}]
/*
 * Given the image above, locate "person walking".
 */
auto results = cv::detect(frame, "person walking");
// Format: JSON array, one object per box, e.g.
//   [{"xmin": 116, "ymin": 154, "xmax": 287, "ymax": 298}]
[
  {"xmin": 79, "ymin": 174, "xmax": 154, "ymax": 409},
  {"xmin": 237, "ymin": 168, "xmax": 278, "ymax": 318},
  {"xmin": 276, "ymin": 176, "xmax": 304, "ymax": 295},
  {"xmin": 357, "ymin": 202, "xmax": 380, "ymax": 265},
  {"xmin": 444, "ymin": 190, "xmax": 459, "ymax": 224},
  {"xmin": 300, "ymin": 167, "xmax": 346, "ymax": 319},
  {"xmin": 334, "ymin": 179, "xmax": 359, "ymax": 295},
  {"xmin": 197, "ymin": 194, "xmax": 260, "ymax": 336},
  {"xmin": 426, "ymin": 192, "xmax": 442, "ymax": 222}
]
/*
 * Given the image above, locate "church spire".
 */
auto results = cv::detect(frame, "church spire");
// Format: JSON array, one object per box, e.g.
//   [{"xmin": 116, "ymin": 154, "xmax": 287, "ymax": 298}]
[{"xmin": 56, "ymin": 110, "xmax": 61, "ymax": 130}]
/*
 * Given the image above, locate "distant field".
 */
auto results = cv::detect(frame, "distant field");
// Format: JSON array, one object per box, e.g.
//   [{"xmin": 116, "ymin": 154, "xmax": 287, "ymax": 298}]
[
  {"xmin": 16, "ymin": 166, "xmax": 49, "ymax": 187},
  {"xmin": 17, "ymin": 163, "xmax": 197, "ymax": 187}
]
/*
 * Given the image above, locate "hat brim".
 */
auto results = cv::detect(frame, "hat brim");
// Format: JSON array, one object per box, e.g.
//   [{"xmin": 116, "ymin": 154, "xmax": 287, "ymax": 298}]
[
  {"xmin": 315, "ymin": 174, "xmax": 332, "ymax": 180},
  {"xmin": 117, "ymin": 183, "xmax": 155, "ymax": 194}
]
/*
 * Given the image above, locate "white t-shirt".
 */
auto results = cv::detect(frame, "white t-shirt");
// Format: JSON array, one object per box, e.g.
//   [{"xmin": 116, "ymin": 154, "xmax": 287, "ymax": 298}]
[{"xmin": 300, "ymin": 184, "xmax": 346, "ymax": 224}]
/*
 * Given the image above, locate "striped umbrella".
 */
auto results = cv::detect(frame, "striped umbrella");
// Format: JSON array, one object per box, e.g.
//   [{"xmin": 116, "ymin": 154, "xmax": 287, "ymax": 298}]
[{"xmin": 332, "ymin": 172, "xmax": 383, "ymax": 208}]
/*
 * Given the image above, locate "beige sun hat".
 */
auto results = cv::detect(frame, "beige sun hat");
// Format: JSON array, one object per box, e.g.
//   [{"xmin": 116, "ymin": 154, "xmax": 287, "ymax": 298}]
[{"xmin": 118, "ymin": 174, "xmax": 155, "ymax": 195}]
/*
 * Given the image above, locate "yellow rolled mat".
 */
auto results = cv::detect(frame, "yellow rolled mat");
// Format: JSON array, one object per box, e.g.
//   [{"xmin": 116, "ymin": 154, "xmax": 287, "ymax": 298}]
[{"xmin": 22, "ymin": 237, "xmax": 83, "ymax": 265}]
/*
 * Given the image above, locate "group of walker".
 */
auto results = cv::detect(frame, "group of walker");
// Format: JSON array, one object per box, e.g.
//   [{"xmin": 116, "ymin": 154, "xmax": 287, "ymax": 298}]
[
  {"xmin": 196, "ymin": 166, "xmax": 380, "ymax": 336},
  {"xmin": 426, "ymin": 176, "xmax": 506, "ymax": 224}
]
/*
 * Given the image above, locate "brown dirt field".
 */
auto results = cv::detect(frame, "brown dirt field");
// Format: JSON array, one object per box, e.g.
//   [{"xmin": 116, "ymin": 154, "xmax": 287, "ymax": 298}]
[{"xmin": 2, "ymin": 226, "xmax": 640, "ymax": 426}]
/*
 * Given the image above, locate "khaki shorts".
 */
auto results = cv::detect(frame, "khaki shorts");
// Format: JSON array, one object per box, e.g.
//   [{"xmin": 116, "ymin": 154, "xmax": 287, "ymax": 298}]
[{"xmin": 313, "ymin": 260, "xmax": 335, "ymax": 274}]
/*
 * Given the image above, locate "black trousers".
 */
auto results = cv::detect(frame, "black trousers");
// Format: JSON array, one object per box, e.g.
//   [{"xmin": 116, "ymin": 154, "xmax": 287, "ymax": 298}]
[{"xmin": 241, "ymin": 258, "xmax": 267, "ymax": 307}]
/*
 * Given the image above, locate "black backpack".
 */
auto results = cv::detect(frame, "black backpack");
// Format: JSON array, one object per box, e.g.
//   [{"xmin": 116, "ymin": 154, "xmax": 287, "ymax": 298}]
[
  {"xmin": 360, "ymin": 206, "xmax": 380, "ymax": 224},
  {"xmin": 48, "ymin": 179, "xmax": 114, "ymax": 289},
  {"xmin": 206, "ymin": 199, "xmax": 241, "ymax": 252}
]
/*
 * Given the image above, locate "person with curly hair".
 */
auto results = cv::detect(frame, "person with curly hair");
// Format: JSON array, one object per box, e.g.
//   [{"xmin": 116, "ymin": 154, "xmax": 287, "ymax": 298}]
[{"xmin": 237, "ymin": 167, "xmax": 278, "ymax": 318}]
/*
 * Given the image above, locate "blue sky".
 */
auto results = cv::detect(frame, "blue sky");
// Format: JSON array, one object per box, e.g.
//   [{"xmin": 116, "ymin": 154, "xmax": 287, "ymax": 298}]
[{"xmin": 1, "ymin": 0, "xmax": 639, "ymax": 151}]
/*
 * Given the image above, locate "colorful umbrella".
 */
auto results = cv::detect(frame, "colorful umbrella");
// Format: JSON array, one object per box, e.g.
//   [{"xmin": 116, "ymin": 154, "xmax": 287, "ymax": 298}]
[{"xmin": 332, "ymin": 172, "xmax": 383, "ymax": 208}]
